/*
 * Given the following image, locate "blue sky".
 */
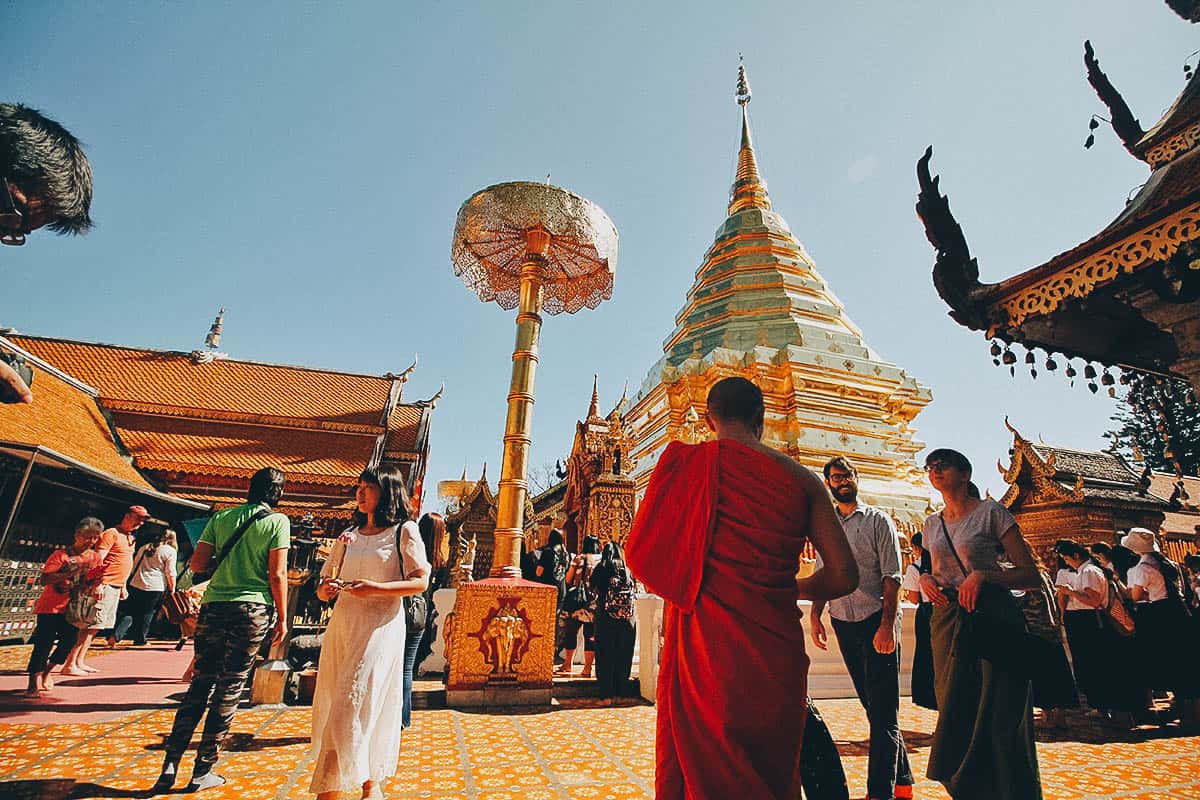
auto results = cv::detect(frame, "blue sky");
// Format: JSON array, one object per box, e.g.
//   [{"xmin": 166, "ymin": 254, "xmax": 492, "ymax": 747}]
[{"xmin": 4, "ymin": 2, "xmax": 1195, "ymax": 503}]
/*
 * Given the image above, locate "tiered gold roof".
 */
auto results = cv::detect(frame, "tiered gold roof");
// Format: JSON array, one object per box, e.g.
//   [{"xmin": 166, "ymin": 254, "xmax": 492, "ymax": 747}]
[{"xmin": 626, "ymin": 63, "xmax": 934, "ymax": 532}]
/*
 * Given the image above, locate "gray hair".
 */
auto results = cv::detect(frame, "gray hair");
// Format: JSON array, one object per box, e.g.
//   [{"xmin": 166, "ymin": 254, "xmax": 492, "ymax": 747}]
[{"xmin": 76, "ymin": 516, "xmax": 104, "ymax": 534}]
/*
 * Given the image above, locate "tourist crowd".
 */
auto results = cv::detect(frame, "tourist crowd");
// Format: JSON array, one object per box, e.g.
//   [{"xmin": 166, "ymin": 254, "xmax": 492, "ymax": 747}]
[{"xmin": 21, "ymin": 380, "xmax": 1200, "ymax": 800}]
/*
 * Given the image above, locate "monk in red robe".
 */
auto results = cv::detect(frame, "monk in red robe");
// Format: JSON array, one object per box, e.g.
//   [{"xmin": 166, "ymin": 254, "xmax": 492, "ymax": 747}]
[{"xmin": 626, "ymin": 377, "xmax": 858, "ymax": 800}]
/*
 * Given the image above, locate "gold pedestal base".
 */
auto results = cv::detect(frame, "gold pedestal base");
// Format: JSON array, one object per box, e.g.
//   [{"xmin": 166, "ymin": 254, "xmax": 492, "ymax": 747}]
[{"xmin": 445, "ymin": 577, "xmax": 558, "ymax": 708}]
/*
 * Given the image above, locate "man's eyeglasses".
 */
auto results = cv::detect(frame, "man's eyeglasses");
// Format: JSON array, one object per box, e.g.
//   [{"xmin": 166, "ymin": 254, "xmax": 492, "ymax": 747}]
[
  {"xmin": 0, "ymin": 178, "xmax": 27, "ymax": 246},
  {"xmin": 827, "ymin": 473, "xmax": 856, "ymax": 484}
]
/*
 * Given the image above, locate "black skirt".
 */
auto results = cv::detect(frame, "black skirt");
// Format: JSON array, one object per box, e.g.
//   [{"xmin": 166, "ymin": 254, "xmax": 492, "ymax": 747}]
[{"xmin": 911, "ymin": 602, "xmax": 937, "ymax": 710}]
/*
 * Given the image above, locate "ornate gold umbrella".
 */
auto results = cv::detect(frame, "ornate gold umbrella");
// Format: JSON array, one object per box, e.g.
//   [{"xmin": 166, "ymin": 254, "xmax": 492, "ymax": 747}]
[{"xmin": 452, "ymin": 181, "xmax": 618, "ymax": 577}]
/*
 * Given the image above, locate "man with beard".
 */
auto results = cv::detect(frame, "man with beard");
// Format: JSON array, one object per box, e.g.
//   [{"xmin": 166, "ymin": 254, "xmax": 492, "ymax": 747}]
[{"xmin": 811, "ymin": 456, "xmax": 913, "ymax": 800}]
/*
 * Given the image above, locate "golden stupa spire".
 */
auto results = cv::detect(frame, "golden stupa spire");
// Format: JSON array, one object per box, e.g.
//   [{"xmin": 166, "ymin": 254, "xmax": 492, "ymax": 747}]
[{"xmin": 728, "ymin": 57, "xmax": 771, "ymax": 215}]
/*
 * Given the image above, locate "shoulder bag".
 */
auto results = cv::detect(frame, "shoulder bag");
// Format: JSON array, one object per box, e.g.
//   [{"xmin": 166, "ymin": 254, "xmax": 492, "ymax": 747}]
[
  {"xmin": 65, "ymin": 574, "xmax": 101, "ymax": 629},
  {"xmin": 163, "ymin": 508, "xmax": 270, "ymax": 623},
  {"xmin": 563, "ymin": 556, "xmax": 596, "ymax": 621},
  {"xmin": 938, "ymin": 513, "xmax": 1059, "ymax": 677},
  {"xmin": 397, "ymin": 524, "xmax": 428, "ymax": 632},
  {"xmin": 1102, "ymin": 576, "xmax": 1136, "ymax": 637},
  {"xmin": 191, "ymin": 508, "xmax": 272, "ymax": 584}
]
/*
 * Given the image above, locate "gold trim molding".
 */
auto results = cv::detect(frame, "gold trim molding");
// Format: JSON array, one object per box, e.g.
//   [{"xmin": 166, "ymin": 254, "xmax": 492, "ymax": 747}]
[
  {"xmin": 1146, "ymin": 121, "xmax": 1200, "ymax": 169},
  {"xmin": 995, "ymin": 200, "xmax": 1200, "ymax": 328}
]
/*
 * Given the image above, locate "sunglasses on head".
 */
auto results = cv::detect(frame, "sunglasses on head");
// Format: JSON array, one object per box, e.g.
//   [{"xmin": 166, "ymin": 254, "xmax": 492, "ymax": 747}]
[{"xmin": 0, "ymin": 178, "xmax": 27, "ymax": 246}]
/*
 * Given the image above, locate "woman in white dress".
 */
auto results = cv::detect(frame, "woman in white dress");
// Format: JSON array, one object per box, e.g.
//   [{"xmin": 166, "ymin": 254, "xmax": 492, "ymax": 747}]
[{"xmin": 310, "ymin": 465, "xmax": 430, "ymax": 800}]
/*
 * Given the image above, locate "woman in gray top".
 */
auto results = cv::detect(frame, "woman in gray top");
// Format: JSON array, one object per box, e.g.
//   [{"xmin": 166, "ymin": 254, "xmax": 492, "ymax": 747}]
[{"xmin": 917, "ymin": 448, "xmax": 1044, "ymax": 800}]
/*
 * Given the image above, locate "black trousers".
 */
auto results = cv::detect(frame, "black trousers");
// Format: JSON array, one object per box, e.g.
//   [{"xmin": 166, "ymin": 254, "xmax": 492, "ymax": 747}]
[
  {"xmin": 113, "ymin": 585, "xmax": 164, "ymax": 645},
  {"xmin": 800, "ymin": 698, "xmax": 850, "ymax": 800},
  {"xmin": 831, "ymin": 610, "xmax": 913, "ymax": 799},
  {"xmin": 163, "ymin": 602, "xmax": 273, "ymax": 774},
  {"xmin": 593, "ymin": 613, "xmax": 635, "ymax": 698},
  {"xmin": 27, "ymin": 613, "xmax": 76, "ymax": 675}
]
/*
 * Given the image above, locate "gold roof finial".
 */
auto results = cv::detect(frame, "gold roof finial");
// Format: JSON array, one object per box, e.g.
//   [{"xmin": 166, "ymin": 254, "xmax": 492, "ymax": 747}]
[
  {"xmin": 729, "ymin": 57, "xmax": 771, "ymax": 215},
  {"xmin": 588, "ymin": 373, "xmax": 601, "ymax": 419}
]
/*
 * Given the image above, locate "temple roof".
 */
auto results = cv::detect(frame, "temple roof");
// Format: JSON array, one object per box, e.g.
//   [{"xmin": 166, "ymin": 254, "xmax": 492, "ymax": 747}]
[
  {"xmin": 999, "ymin": 421, "xmax": 1170, "ymax": 510},
  {"xmin": 12, "ymin": 335, "xmax": 406, "ymax": 429},
  {"xmin": 10, "ymin": 333, "xmax": 436, "ymax": 516},
  {"xmin": 0, "ymin": 357, "xmax": 153, "ymax": 490},
  {"xmin": 918, "ymin": 27, "xmax": 1200, "ymax": 366},
  {"xmin": 1149, "ymin": 470, "xmax": 1200, "ymax": 535}
]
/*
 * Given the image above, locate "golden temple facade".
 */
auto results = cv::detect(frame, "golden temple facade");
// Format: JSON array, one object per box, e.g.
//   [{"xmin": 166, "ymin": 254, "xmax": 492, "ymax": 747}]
[{"xmin": 626, "ymin": 64, "xmax": 934, "ymax": 535}]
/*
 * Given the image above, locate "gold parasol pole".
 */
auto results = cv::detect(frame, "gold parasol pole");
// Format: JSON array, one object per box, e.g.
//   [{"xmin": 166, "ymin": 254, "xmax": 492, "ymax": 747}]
[{"xmin": 492, "ymin": 228, "xmax": 551, "ymax": 577}]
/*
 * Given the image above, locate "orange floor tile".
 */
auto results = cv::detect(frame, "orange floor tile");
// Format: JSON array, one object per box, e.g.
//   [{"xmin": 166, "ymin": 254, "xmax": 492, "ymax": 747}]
[{"xmin": 0, "ymin": 694, "xmax": 1197, "ymax": 798}]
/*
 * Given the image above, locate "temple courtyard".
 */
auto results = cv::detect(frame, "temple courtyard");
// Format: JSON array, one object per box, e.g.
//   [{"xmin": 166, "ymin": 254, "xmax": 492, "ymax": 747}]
[{"xmin": 0, "ymin": 645, "xmax": 1196, "ymax": 799}]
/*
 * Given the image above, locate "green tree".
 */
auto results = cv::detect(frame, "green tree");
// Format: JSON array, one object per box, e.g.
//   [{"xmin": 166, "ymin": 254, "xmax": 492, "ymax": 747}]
[{"xmin": 1106, "ymin": 379, "xmax": 1200, "ymax": 476}]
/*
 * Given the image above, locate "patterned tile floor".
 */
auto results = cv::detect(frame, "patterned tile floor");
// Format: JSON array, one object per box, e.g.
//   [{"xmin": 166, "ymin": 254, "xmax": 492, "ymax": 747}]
[{"xmin": 0, "ymin": 646, "xmax": 1198, "ymax": 799}]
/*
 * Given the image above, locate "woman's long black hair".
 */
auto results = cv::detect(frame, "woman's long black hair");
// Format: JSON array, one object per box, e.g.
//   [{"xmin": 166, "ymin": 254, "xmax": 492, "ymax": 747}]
[
  {"xmin": 352, "ymin": 464, "xmax": 412, "ymax": 528},
  {"xmin": 600, "ymin": 540, "xmax": 628, "ymax": 575}
]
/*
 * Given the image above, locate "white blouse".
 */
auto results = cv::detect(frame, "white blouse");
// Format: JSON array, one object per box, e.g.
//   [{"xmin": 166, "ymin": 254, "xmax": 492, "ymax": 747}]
[
  {"xmin": 1054, "ymin": 561, "xmax": 1107, "ymax": 611},
  {"xmin": 901, "ymin": 563, "xmax": 933, "ymax": 603},
  {"xmin": 1126, "ymin": 554, "xmax": 1168, "ymax": 603}
]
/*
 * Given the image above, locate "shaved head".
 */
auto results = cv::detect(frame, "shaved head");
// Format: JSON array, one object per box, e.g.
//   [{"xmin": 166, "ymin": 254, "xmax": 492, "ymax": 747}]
[{"xmin": 706, "ymin": 377, "xmax": 764, "ymax": 428}]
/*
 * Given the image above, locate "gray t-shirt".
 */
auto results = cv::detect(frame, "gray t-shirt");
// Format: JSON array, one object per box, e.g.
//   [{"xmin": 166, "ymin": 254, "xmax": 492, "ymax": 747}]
[
  {"xmin": 816, "ymin": 503, "xmax": 902, "ymax": 623},
  {"xmin": 923, "ymin": 499, "xmax": 1018, "ymax": 588}
]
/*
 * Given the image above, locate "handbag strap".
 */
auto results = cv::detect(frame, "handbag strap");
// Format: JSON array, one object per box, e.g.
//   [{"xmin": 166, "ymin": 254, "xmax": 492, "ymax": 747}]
[
  {"xmin": 209, "ymin": 508, "xmax": 271, "ymax": 581},
  {"xmin": 129, "ymin": 542, "xmax": 151, "ymax": 580},
  {"xmin": 937, "ymin": 513, "xmax": 972, "ymax": 582}
]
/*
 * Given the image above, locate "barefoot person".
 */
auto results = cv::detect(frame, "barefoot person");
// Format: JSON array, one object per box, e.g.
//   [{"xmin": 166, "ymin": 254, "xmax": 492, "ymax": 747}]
[
  {"xmin": 61, "ymin": 505, "xmax": 149, "ymax": 675},
  {"xmin": 25, "ymin": 518, "xmax": 103, "ymax": 695},
  {"xmin": 309, "ymin": 464, "xmax": 430, "ymax": 800},
  {"xmin": 156, "ymin": 468, "xmax": 290, "ymax": 792},
  {"xmin": 625, "ymin": 377, "xmax": 858, "ymax": 800}
]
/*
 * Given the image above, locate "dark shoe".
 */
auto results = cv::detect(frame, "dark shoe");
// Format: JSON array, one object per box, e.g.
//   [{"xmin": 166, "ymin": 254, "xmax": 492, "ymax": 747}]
[
  {"xmin": 187, "ymin": 771, "xmax": 227, "ymax": 792},
  {"xmin": 153, "ymin": 759, "xmax": 178, "ymax": 791}
]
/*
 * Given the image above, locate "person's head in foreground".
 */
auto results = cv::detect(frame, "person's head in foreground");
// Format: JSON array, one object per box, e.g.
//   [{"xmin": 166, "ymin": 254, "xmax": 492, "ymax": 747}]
[
  {"xmin": 705, "ymin": 377, "xmax": 764, "ymax": 439},
  {"xmin": 0, "ymin": 103, "xmax": 92, "ymax": 245}
]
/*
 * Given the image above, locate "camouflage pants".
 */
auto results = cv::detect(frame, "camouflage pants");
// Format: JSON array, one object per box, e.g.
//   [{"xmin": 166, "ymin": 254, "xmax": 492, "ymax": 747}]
[{"xmin": 163, "ymin": 602, "xmax": 274, "ymax": 773}]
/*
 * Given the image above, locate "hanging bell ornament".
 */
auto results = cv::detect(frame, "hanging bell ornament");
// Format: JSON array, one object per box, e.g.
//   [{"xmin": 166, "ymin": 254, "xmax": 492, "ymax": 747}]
[
  {"xmin": 1119, "ymin": 371, "xmax": 1131, "ymax": 385},
  {"xmin": 990, "ymin": 342, "xmax": 1003, "ymax": 358},
  {"xmin": 1084, "ymin": 364, "xmax": 1097, "ymax": 380},
  {"xmin": 1101, "ymin": 370, "xmax": 1115, "ymax": 386},
  {"xmin": 1024, "ymin": 351, "xmax": 1036, "ymax": 365},
  {"xmin": 1045, "ymin": 357, "xmax": 1058, "ymax": 371},
  {"xmin": 1002, "ymin": 349, "xmax": 1017, "ymax": 365}
]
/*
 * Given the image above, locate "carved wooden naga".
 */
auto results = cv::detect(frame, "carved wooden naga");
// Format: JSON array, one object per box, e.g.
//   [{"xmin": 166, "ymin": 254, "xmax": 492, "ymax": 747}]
[{"xmin": 914, "ymin": 146, "xmax": 992, "ymax": 332}]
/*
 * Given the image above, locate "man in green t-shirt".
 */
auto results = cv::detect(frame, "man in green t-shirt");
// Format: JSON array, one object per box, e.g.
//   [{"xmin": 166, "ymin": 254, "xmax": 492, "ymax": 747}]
[{"xmin": 157, "ymin": 468, "xmax": 290, "ymax": 792}]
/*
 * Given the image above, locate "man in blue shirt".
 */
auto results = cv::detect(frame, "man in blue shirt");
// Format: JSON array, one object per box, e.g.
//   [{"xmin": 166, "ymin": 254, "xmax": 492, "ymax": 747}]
[{"xmin": 156, "ymin": 467, "xmax": 290, "ymax": 792}]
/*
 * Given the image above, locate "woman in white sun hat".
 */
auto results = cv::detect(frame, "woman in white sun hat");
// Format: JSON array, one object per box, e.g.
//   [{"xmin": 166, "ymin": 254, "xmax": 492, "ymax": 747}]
[{"xmin": 1120, "ymin": 528, "xmax": 1198, "ymax": 725}]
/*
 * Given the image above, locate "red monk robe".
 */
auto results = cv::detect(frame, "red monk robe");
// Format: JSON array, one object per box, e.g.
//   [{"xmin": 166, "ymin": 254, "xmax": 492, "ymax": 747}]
[{"xmin": 626, "ymin": 439, "xmax": 811, "ymax": 800}]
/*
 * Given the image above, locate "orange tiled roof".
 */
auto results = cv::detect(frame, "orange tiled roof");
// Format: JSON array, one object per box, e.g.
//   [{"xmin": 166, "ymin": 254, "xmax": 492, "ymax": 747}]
[
  {"xmin": 114, "ymin": 414, "xmax": 376, "ymax": 484},
  {"xmin": 0, "ymin": 363, "xmax": 153, "ymax": 489},
  {"xmin": 11, "ymin": 335, "xmax": 404, "ymax": 430},
  {"xmin": 170, "ymin": 489, "xmax": 355, "ymax": 517}
]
